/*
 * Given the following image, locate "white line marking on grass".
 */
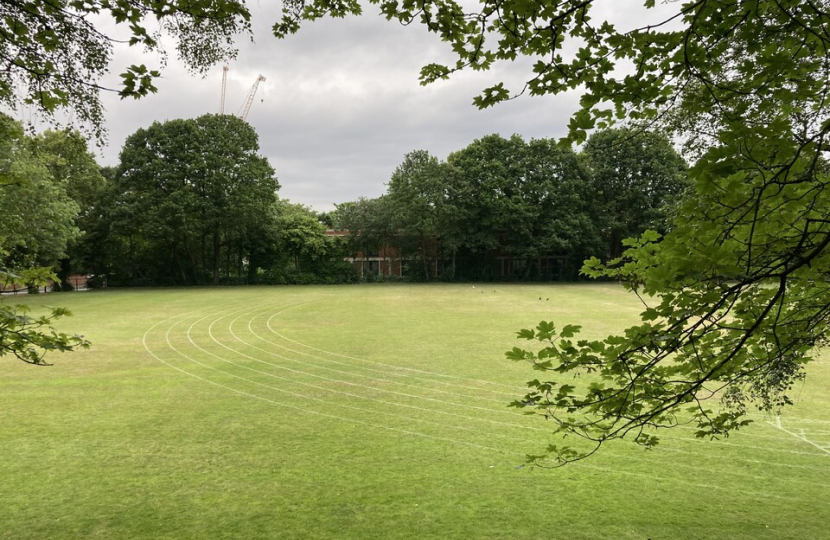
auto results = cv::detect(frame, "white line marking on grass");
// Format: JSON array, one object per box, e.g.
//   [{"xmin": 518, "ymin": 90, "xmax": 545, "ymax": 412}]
[
  {"xmin": 658, "ymin": 447, "xmax": 828, "ymax": 472},
  {"xmin": 195, "ymin": 304, "xmax": 536, "ymax": 436},
  {"xmin": 214, "ymin": 305, "xmax": 830, "ymax": 461},
  {"xmin": 206, "ymin": 309, "xmax": 536, "ymax": 423},
  {"xmin": 141, "ymin": 295, "xmax": 822, "ymax": 502},
  {"xmin": 663, "ymin": 433, "xmax": 830, "ymax": 457},
  {"xmin": 183, "ymin": 319, "xmax": 536, "ymax": 445},
  {"xmin": 265, "ymin": 305, "xmax": 523, "ymax": 392},
  {"xmin": 183, "ymin": 308, "xmax": 546, "ymax": 434},
  {"xmin": 230, "ymin": 308, "xmax": 514, "ymax": 404},
  {"xmin": 748, "ymin": 414, "xmax": 830, "ymax": 425},
  {"xmin": 599, "ymin": 450, "xmax": 830, "ymax": 491},
  {"xmin": 245, "ymin": 309, "xmax": 521, "ymax": 400},
  {"xmin": 144, "ymin": 317, "xmax": 517, "ymax": 457},
  {"xmin": 574, "ymin": 462, "xmax": 793, "ymax": 500},
  {"xmin": 144, "ymin": 315, "xmax": 796, "ymax": 502},
  {"xmin": 232, "ymin": 310, "xmax": 830, "ymax": 487},
  {"xmin": 659, "ymin": 422, "xmax": 818, "ymax": 443},
  {"xmin": 768, "ymin": 416, "xmax": 830, "ymax": 456},
  {"xmin": 194, "ymin": 314, "xmax": 825, "ymax": 494}
]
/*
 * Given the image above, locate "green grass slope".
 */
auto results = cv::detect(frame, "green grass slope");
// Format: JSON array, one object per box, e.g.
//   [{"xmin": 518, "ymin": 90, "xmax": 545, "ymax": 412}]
[{"xmin": 1, "ymin": 284, "xmax": 828, "ymax": 539}]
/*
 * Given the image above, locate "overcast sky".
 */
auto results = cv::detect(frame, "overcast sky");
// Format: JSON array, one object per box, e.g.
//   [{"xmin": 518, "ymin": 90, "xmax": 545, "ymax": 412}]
[{"xmin": 19, "ymin": 1, "xmax": 682, "ymax": 212}]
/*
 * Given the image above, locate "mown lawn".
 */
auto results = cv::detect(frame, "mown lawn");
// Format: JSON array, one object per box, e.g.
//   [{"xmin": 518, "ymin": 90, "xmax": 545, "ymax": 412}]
[{"xmin": 1, "ymin": 284, "xmax": 828, "ymax": 539}]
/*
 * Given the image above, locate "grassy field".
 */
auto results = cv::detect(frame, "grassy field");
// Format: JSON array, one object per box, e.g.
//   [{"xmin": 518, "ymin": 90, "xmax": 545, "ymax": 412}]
[{"xmin": 1, "ymin": 284, "xmax": 828, "ymax": 539}]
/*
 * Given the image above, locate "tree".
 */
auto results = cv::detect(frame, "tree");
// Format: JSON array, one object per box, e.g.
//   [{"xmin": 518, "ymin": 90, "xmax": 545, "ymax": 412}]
[
  {"xmin": 333, "ymin": 196, "xmax": 398, "ymax": 278},
  {"xmin": 102, "ymin": 114, "xmax": 279, "ymax": 285},
  {"xmin": 520, "ymin": 137, "xmax": 601, "ymax": 276},
  {"xmin": 446, "ymin": 135, "xmax": 527, "ymax": 263},
  {"xmin": 581, "ymin": 128, "xmax": 689, "ymax": 260},
  {"xmin": 276, "ymin": 201, "xmax": 330, "ymax": 274},
  {"xmin": 277, "ymin": 0, "xmax": 830, "ymax": 463},
  {"xmin": 387, "ymin": 150, "xmax": 445, "ymax": 281},
  {"xmin": 30, "ymin": 129, "xmax": 108, "ymax": 289},
  {"xmin": 446, "ymin": 134, "xmax": 598, "ymax": 280},
  {"xmin": 0, "ymin": 285, "xmax": 90, "ymax": 365},
  {"xmin": 0, "ymin": 1, "xmax": 250, "ymax": 365},
  {"xmin": 0, "ymin": 0, "xmax": 251, "ymax": 139},
  {"xmin": 0, "ymin": 114, "xmax": 89, "ymax": 365},
  {"xmin": 0, "ymin": 115, "xmax": 79, "ymax": 273}
]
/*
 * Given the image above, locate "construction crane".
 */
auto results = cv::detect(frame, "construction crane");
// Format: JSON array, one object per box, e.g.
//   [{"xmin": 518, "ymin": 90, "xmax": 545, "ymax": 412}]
[
  {"xmin": 240, "ymin": 75, "xmax": 266, "ymax": 121},
  {"xmin": 218, "ymin": 68, "xmax": 265, "ymax": 121},
  {"xmin": 219, "ymin": 65, "xmax": 229, "ymax": 115}
]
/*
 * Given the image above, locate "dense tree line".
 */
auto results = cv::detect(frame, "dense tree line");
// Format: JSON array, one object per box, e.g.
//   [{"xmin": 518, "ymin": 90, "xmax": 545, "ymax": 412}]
[
  {"xmin": 0, "ymin": 113, "xmax": 356, "ymax": 289},
  {"xmin": 2, "ymin": 110, "xmax": 686, "ymax": 290},
  {"xmin": 84, "ymin": 115, "xmax": 355, "ymax": 286},
  {"xmin": 334, "ymin": 129, "xmax": 688, "ymax": 281}
]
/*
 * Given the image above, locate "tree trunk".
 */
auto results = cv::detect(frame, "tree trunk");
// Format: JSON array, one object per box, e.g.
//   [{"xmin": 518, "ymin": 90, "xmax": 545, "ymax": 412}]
[
  {"xmin": 213, "ymin": 230, "xmax": 221, "ymax": 285},
  {"xmin": 177, "ymin": 253, "xmax": 188, "ymax": 283},
  {"xmin": 420, "ymin": 233, "xmax": 429, "ymax": 281},
  {"xmin": 128, "ymin": 235, "xmax": 134, "ymax": 280},
  {"xmin": 238, "ymin": 247, "xmax": 244, "ymax": 279},
  {"xmin": 200, "ymin": 233, "xmax": 207, "ymax": 283},
  {"xmin": 184, "ymin": 241, "xmax": 197, "ymax": 283},
  {"xmin": 58, "ymin": 257, "xmax": 72, "ymax": 291}
]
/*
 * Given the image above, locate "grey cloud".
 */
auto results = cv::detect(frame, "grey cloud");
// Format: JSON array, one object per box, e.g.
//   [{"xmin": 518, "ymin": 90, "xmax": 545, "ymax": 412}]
[{"xmin": 94, "ymin": 1, "xmax": 681, "ymax": 210}]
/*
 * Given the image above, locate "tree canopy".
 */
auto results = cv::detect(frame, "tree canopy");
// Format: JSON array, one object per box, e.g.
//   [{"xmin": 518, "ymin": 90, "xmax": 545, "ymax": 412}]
[
  {"xmin": 0, "ymin": 113, "xmax": 90, "ymax": 364},
  {"xmin": 582, "ymin": 127, "xmax": 689, "ymax": 259},
  {"xmin": 0, "ymin": 0, "xmax": 251, "ymax": 138},
  {"xmin": 348, "ymin": 132, "xmax": 681, "ymax": 282},
  {"xmin": 0, "ymin": 114, "xmax": 80, "ymax": 272},
  {"xmin": 99, "ymin": 114, "xmax": 279, "ymax": 285}
]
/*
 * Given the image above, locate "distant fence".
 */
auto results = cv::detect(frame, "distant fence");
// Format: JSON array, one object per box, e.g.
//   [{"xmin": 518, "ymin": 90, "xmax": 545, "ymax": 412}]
[{"xmin": 0, "ymin": 274, "xmax": 90, "ymax": 295}]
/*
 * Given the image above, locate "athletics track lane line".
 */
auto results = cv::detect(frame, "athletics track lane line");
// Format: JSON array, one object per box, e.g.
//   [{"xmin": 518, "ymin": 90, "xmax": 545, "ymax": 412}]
[
  {"xmin": 144, "ymin": 310, "xmax": 804, "ymax": 502},
  {"xmin": 245, "ymin": 307, "xmax": 521, "ymax": 399},
  {"xmin": 142, "ymin": 300, "xmax": 827, "ymax": 496},
  {"xmin": 265, "ymin": 303, "xmax": 524, "ymax": 391},
  {"xmin": 231, "ymin": 306, "xmax": 517, "ymax": 404},
  {"xmin": 185, "ymin": 305, "xmax": 549, "ymax": 436}
]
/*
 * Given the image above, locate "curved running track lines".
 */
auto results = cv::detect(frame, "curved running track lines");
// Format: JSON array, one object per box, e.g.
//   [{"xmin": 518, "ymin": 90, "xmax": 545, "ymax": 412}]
[
  {"xmin": 213, "ymin": 313, "xmax": 533, "ymax": 421},
  {"xmin": 187, "ymin": 310, "xmax": 547, "ymax": 439},
  {"xmin": 229, "ymin": 308, "xmax": 830, "ymax": 466},
  {"xmin": 254, "ymin": 301, "xmax": 830, "ymax": 461},
  {"xmin": 250, "ymin": 309, "xmax": 520, "ymax": 399},
  {"xmin": 146, "ymin": 319, "xmax": 799, "ymax": 499},
  {"xmin": 258, "ymin": 302, "xmax": 830, "ymax": 450},
  {"xmin": 143, "ymin": 296, "xmax": 829, "ymax": 497},
  {"xmin": 229, "ymin": 308, "xmax": 516, "ymax": 404},
  {"xmin": 264, "ymin": 304, "xmax": 523, "ymax": 391},
  {"xmin": 144, "ymin": 315, "xmax": 518, "ymax": 457},
  {"xmin": 182, "ymin": 314, "xmax": 539, "ymax": 445},
  {"xmin": 204, "ymin": 307, "xmax": 830, "ymax": 470}
]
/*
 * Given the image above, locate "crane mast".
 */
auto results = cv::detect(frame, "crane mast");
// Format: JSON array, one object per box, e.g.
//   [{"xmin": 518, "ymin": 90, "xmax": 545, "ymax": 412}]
[
  {"xmin": 217, "ymin": 68, "xmax": 265, "ymax": 122},
  {"xmin": 220, "ymin": 65, "xmax": 229, "ymax": 115},
  {"xmin": 240, "ymin": 75, "xmax": 266, "ymax": 121}
]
